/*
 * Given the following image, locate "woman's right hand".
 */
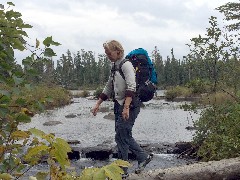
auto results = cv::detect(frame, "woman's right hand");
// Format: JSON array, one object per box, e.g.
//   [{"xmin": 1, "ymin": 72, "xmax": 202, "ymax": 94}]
[{"xmin": 92, "ymin": 104, "xmax": 100, "ymax": 116}]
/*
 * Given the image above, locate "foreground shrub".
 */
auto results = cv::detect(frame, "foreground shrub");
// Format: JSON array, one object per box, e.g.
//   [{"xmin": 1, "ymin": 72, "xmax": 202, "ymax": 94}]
[{"xmin": 193, "ymin": 101, "xmax": 240, "ymax": 161}]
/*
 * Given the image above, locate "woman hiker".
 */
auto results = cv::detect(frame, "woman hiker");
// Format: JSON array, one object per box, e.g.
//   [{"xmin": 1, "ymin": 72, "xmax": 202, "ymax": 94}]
[{"xmin": 92, "ymin": 40, "xmax": 153, "ymax": 178}]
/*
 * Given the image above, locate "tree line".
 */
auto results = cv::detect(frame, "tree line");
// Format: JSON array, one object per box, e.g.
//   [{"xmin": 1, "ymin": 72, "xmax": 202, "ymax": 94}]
[
  {"xmin": 11, "ymin": 2, "xmax": 238, "ymax": 92},
  {"xmin": 26, "ymin": 40, "xmax": 239, "ymax": 93}
]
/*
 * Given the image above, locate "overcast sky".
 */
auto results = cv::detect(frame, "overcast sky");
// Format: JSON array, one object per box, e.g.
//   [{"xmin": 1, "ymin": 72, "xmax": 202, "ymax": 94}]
[{"xmin": 9, "ymin": 0, "xmax": 236, "ymax": 63}]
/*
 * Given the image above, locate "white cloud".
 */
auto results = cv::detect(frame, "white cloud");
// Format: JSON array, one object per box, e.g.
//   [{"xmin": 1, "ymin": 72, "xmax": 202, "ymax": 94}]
[{"xmin": 10, "ymin": 0, "xmax": 237, "ymax": 64}]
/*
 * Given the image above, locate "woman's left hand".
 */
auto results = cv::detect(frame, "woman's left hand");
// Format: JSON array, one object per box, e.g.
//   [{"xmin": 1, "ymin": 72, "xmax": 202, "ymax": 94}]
[{"xmin": 122, "ymin": 106, "xmax": 130, "ymax": 120}]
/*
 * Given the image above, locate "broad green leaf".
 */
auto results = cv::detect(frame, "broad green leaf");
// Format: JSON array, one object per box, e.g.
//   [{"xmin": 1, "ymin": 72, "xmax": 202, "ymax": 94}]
[
  {"xmin": 44, "ymin": 48, "xmax": 56, "ymax": 57},
  {"xmin": 43, "ymin": 36, "xmax": 53, "ymax": 47},
  {"xmin": 15, "ymin": 98, "xmax": 27, "ymax": 106},
  {"xmin": 11, "ymin": 38, "xmax": 25, "ymax": 51},
  {"xmin": 16, "ymin": 164, "xmax": 26, "ymax": 172},
  {"xmin": 12, "ymin": 87, "xmax": 21, "ymax": 95},
  {"xmin": 16, "ymin": 113, "xmax": 31, "ymax": 123},
  {"xmin": 92, "ymin": 168, "xmax": 106, "ymax": 180},
  {"xmin": 29, "ymin": 128, "xmax": 46, "ymax": 137},
  {"xmin": 0, "ymin": 90, "xmax": 11, "ymax": 97},
  {"xmin": 51, "ymin": 138, "xmax": 71, "ymax": 168},
  {"xmin": 42, "ymin": 134, "xmax": 54, "ymax": 143},
  {"xmin": 17, "ymin": 30, "xmax": 28, "ymax": 37},
  {"xmin": 112, "ymin": 159, "xmax": 131, "ymax": 167},
  {"xmin": 80, "ymin": 168, "xmax": 98, "ymax": 180},
  {"xmin": 25, "ymin": 83, "xmax": 32, "ymax": 91},
  {"xmin": 104, "ymin": 165, "xmax": 122, "ymax": 180},
  {"xmin": 11, "ymin": 130, "xmax": 30, "ymax": 140},
  {"xmin": 0, "ymin": 95, "xmax": 11, "ymax": 103},
  {"xmin": 35, "ymin": 172, "xmax": 49, "ymax": 180},
  {"xmin": 0, "ymin": 104, "xmax": 9, "ymax": 117},
  {"xmin": 13, "ymin": 76, "xmax": 24, "ymax": 85},
  {"xmin": 22, "ymin": 56, "xmax": 33, "ymax": 66},
  {"xmin": 43, "ymin": 36, "xmax": 61, "ymax": 47},
  {"xmin": 0, "ymin": 173, "xmax": 13, "ymax": 180},
  {"xmin": 25, "ymin": 145, "xmax": 49, "ymax": 160}
]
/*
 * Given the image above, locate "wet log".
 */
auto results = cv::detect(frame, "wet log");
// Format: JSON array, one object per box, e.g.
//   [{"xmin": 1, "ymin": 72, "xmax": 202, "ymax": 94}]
[{"xmin": 128, "ymin": 157, "xmax": 240, "ymax": 180}]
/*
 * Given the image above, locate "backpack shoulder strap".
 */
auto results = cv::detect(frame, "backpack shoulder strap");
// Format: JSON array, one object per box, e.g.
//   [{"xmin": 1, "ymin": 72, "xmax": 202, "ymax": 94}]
[{"xmin": 118, "ymin": 59, "xmax": 129, "ymax": 80}]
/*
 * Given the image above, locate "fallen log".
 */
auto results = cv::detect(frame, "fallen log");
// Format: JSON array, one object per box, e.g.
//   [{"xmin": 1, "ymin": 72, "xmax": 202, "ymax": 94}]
[{"xmin": 128, "ymin": 157, "xmax": 240, "ymax": 180}]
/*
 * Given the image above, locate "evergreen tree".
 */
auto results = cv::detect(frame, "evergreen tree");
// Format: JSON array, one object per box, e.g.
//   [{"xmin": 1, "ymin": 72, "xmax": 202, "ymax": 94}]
[{"xmin": 216, "ymin": 1, "xmax": 240, "ymax": 31}]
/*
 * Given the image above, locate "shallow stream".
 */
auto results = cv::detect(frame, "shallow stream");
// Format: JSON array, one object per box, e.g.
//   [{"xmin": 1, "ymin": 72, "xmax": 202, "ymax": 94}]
[{"xmin": 19, "ymin": 90, "xmax": 201, "ymax": 177}]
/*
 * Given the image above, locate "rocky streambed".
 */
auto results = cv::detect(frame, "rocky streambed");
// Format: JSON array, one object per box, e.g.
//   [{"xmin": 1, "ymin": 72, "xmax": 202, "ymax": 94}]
[{"xmin": 19, "ymin": 92, "xmax": 202, "ymax": 178}]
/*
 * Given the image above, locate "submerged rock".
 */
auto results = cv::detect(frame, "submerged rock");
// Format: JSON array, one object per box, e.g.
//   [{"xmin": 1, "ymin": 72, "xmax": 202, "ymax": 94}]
[{"xmin": 43, "ymin": 121, "xmax": 62, "ymax": 126}]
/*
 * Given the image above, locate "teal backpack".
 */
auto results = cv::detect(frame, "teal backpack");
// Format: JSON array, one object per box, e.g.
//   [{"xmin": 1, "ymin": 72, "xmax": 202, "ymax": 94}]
[{"xmin": 119, "ymin": 48, "xmax": 158, "ymax": 102}]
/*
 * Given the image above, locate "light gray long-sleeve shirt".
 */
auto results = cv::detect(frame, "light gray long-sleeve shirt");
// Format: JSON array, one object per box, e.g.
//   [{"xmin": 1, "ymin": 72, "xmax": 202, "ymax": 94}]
[{"xmin": 102, "ymin": 58, "xmax": 136, "ymax": 105}]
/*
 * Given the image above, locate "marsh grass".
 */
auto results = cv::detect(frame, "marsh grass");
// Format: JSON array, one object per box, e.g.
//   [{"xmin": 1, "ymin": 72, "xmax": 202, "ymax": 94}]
[
  {"xmin": 10, "ymin": 84, "xmax": 71, "ymax": 113},
  {"xmin": 201, "ymin": 91, "xmax": 238, "ymax": 105},
  {"xmin": 165, "ymin": 86, "xmax": 192, "ymax": 100}
]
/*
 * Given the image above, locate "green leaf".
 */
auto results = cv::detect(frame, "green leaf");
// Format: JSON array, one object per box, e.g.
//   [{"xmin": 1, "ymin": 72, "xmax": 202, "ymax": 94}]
[
  {"xmin": 13, "ymin": 76, "xmax": 24, "ymax": 85},
  {"xmin": 93, "ymin": 168, "xmax": 106, "ymax": 180},
  {"xmin": 0, "ymin": 104, "xmax": 9, "ymax": 117},
  {"xmin": 35, "ymin": 172, "xmax": 49, "ymax": 180},
  {"xmin": 43, "ymin": 36, "xmax": 53, "ymax": 47},
  {"xmin": 29, "ymin": 128, "xmax": 46, "ymax": 137},
  {"xmin": 104, "ymin": 165, "xmax": 122, "ymax": 180},
  {"xmin": 44, "ymin": 48, "xmax": 56, "ymax": 57},
  {"xmin": 80, "ymin": 168, "xmax": 98, "ymax": 180},
  {"xmin": 51, "ymin": 138, "xmax": 71, "ymax": 169},
  {"xmin": 7, "ymin": 2, "xmax": 15, "ymax": 6},
  {"xmin": 16, "ymin": 164, "xmax": 26, "ymax": 172},
  {"xmin": 22, "ymin": 56, "xmax": 33, "ymax": 66},
  {"xmin": 12, "ymin": 87, "xmax": 21, "ymax": 95},
  {"xmin": 0, "ymin": 173, "xmax": 14, "ymax": 180},
  {"xmin": 0, "ymin": 95, "xmax": 11, "ymax": 103},
  {"xmin": 16, "ymin": 113, "xmax": 31, "ymax": 123},
  {"xmin": 11, "ymin": 130, "xmax": 30, "ymax": 140},
  {"xmin": 25, "ymin": 145, "xmax": 49, "ymax": 160},
  {"xmin": 43, "ymin": 36, "xmax": 61, "ymax": 47},
  {"xmin": 11, "ymin": 38, "xmax": 25, "ymax": 51},
  {"xmin": 15, "ymin": 98, "xmax": 27, "ymax": 106},
  {"xmin": 25, "ymin": 83, "xmax": 32, "ymax": 91},
  {"xmin": 0, "ymin": 90, "xmax": 11, "ymax": 97},
  {"xmin": 112, "ymin": 159, "xmax": 131, "ymax": 168}
]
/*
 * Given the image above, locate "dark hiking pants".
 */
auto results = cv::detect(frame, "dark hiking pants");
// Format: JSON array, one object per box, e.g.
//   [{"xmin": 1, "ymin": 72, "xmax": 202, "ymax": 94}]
[{"xmin": 114, "ymin": 100, "xmax": 148, "ymax": 166}]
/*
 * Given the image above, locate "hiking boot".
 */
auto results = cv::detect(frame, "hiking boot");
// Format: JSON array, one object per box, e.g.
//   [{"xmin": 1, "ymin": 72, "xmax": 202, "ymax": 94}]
[
  {"xmin": 135, "ymin": 154, "xmax": 153, "ymax": 174},
  {"xmin": 122, "ymin": 173, "xmax": 129, "ymax": 179}
]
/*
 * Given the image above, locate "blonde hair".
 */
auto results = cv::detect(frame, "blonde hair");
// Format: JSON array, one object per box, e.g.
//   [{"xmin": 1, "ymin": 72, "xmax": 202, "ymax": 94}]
[{"xmin": 103, "ymin": 40, "xmax": 124, "ymax": 59}]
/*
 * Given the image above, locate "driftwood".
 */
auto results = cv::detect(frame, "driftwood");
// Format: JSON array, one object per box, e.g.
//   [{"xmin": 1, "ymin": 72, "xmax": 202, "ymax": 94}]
[{"xmin": 128, "ymin": 157, "xmax": 240, "ymax": 180}]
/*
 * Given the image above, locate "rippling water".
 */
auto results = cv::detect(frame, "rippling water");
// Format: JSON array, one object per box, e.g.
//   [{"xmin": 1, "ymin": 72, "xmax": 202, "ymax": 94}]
[
  {"xmin": 19, "ymin": 90, "xmax": 200, "ymax": 147},
  {"xmin": 18, "ymin": 90, "xmax": 201, "ymax": 177}
]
